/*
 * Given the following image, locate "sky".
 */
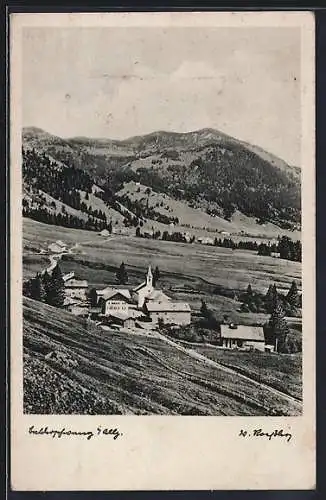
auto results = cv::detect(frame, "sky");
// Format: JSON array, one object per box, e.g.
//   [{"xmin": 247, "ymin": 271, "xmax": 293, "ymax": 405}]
[{"xmin": 22, "ymin": 27, "xmax": 301, "ymax": 165}]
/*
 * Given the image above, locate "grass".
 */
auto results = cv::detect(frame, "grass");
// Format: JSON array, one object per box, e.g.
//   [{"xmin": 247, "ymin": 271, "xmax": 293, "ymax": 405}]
[
  {"xmin": 192, "ymin": 346, "xmax": 302, "ymax": 400},
  {"xmin": 23, "ymin": 297, "xmax": 301, "ymax": 415},
  {"xmin": 23, "ymin": 218, "xmax": 301, "ymax": 325}
]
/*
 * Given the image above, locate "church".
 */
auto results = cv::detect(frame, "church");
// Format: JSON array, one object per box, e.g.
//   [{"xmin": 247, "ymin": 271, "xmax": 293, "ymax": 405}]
[{"xmin": 94, "ymin": 265, "xmax": 191, "ymax": 327}]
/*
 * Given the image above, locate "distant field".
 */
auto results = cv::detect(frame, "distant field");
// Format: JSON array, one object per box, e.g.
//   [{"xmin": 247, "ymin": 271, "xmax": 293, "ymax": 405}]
[
  {"xmin": 23, "ymin": 218, "xmax": 301, "ymax": 324},
  {"xmin": 23, "ymin": 297, "xmax": 301, "ymax": 415}
]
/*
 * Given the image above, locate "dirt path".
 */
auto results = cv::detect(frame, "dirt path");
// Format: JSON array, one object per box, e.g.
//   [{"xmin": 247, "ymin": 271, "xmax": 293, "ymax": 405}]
[{"xmin": 155, "ymin": 331, "xmax": 302, "ymax": 410}]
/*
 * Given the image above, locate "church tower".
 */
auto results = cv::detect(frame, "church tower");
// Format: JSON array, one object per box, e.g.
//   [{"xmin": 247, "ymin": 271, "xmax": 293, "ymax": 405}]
[{"xmin": 146, "ymin": 265, "xmax": 153, "ymax": 289}]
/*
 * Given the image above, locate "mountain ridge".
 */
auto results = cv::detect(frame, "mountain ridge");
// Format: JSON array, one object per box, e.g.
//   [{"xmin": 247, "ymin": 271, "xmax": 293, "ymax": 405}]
[
  {"xmin": 23, "ymin": 125, "xmax": 300, "ymax": 171},
  {"xmin": 22, "ymin": 125, "xmax": 301, "ymax": 234}
]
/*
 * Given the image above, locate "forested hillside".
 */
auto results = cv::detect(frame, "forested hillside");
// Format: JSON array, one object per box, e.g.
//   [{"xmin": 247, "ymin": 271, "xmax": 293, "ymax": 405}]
[{"xmin": 22, "ymin": 126, "xmax": 301, "ymax": 233}]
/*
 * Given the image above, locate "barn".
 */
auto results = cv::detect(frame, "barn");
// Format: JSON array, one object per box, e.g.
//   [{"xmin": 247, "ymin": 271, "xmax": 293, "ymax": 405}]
[{"xmin": 220, "ymin": 324, "xmax": 265, "ymax": 351}]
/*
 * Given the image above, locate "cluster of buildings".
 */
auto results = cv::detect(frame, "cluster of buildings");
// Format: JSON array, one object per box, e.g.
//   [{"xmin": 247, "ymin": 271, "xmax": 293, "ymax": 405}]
[
  {"xmin": 44, "ymin": 238, "xmax": 272, "ymax": 352},
  {"xmin": 61, "ymin": 265, "xmax": 273, "ymax": 351},
  {"xmin": 62, "ymin": 265, "xmax": 192, "ymax": 330}
]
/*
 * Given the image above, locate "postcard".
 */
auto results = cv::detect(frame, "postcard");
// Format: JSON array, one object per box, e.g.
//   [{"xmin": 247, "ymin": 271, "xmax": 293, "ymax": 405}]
[{"xmin": 10, "ymin": 11, "xmax": 315, "ymax": 490}]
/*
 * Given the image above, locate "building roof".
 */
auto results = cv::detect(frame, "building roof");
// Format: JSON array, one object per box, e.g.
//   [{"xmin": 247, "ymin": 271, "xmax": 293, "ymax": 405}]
[
  {"xmin": 64, "ymin": 278, "xmax": 88, "ymax": 288},
  {"xmin": 146, "ymin": 301, "xmax": 191, "ymax": 313},
  {"xmin": 49, "ymin": 240, "xmax": 66, "ymax": 249},
  {"xmin": 101, "ymin": 288, "xmax": 131, "ymax": 301},
  {"xmin": 220, "ymin": 324, "xmax": 265, "ymax": 341},
  {"xmin": 132, "ymin": 281, "xmax": 146, "ymax": 292},
  {"xmin": 146, "ymin": 289, "xmax": 171, "ymax": 301},
  {"xmin": 63, "ymin": 272, "xmax": 75, "ymax": 282}
]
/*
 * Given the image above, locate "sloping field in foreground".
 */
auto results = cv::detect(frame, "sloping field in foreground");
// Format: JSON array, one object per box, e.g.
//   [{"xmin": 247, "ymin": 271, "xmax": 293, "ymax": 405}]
[{"xmin": 23, "ymin": 298, "xmax": 301, "ymax": 416}]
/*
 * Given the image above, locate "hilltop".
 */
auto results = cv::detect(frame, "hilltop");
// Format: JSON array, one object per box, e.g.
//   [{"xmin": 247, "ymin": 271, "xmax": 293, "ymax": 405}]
[{"xmin": 22, "ymin": 126, "xmax": 301, "ymax": 236}]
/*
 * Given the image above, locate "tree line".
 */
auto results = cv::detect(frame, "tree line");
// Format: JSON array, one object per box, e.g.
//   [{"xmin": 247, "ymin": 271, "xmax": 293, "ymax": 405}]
[
  {"xmin": 200, "ymin": 281, "xmax": 301, "ymax": 354},
  {"xmin": 23, "ymin": 206, "xmax": 113, "ymax": 233},
  {"xmin": 23, "ymin": 264, "xmax": 65, "ymax": 307},
  {"xmin": 239, "ymin": 281, "xmax": 301, "ymax": 317}
]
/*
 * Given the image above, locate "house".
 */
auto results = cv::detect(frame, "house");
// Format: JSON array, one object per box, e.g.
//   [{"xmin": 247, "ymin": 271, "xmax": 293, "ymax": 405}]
[
  {"xmin": 63, "ymin": 297, "xmax": 89, "ymax": 317},
  {"xmin": 220, "ymin": 324, "xmax": 265, "ymax": 351},
  {"xmin": 48, "ymin": 240, "xmax": 67, "ymax": 253},
  {"xmin": 197, "ymin": 236, "xmax": 214, "ymax": 245},
  {"xmin": 132, "ymin": 266, "xmax": 154, "ymax": 308},
  {"xmin": 105, "ymin": 312, "xmax": 136, "ymax": 329},
  {"xmin": 145, "ymin": 301, "xmax": 191, "ymax": 326},
  {"xmin": 99, "ymin": 289, "xmax": 132, "ymax": 316},
  {"xmin": 63, "ymin": 272, "xmax": 88, "ymax": 302},
  {"xmin": 99, "ymin": 229, "xmax": 110, "ymax": 237}
]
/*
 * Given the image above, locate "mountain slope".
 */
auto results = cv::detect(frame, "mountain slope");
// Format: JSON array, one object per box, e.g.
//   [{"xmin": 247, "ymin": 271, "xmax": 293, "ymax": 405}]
[{"xmin": 22, "ymin": 126, "xmax": 301, "ymax": 232}]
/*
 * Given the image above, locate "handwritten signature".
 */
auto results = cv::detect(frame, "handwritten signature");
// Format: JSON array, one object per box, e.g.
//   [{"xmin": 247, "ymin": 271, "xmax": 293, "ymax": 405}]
[
  {"xmin": 28, "ymin": 425, "xmax": 123, "ymax": 441},
  {"xmin": 239, "ymin": 428, "xmax": 292, "ymax": 443}
]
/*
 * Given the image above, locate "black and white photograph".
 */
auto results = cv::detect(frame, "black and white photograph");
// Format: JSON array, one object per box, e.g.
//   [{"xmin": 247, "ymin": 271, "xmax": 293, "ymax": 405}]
[
  {"xmin": 19, "ymin": 20, "xmax": 306, "ymax": 418},
  {"xmin": 10, "ymin": 11, "xmax": 316, "ymax": 492}
]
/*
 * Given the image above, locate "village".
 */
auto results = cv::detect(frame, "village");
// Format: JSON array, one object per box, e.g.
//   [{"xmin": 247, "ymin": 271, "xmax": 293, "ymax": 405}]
[{"xmin": 38, "ymin": 239, "xmax": 277, "ymax": 354}]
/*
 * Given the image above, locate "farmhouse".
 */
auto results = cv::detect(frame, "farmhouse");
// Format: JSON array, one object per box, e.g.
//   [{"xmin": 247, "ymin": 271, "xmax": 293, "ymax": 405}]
[
  {"xmin": 197, "ymin": 236, "xmax": 214, "ymax": 245},
  {"xmin": 63, "ymin": 272, "xmax": 88, "ymax": 302},
  {"xmin": 103, "ymin": 312, "xmax": 136, "ymax": 329},
  {"xmin": 145, "ymin": 301, "xmax": 191, "ymax": 326},
  {"xmin": 48, "ymin": 240, "xmax": 67, "ymax": 253},
  {"xmin": 220, "ymin": 324, "xmax": 265, "ymax": 352},
  {"xmin": 63, "ymin": 299, "xmax": 89, "ymax": 317}
]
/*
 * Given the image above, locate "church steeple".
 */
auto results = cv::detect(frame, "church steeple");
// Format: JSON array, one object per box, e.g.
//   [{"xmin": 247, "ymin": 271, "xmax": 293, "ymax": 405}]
[{"xmin": 146, "ymin": 265, "xmax": 153, "ymax": 288}]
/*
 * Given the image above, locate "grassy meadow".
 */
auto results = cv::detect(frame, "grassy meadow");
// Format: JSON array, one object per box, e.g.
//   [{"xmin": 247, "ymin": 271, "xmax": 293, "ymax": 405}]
[
  {"xmin": 23, "ymin": 297, "xmax": 301, "ymax": 416},
  {"xmin": 23, "ymin": 217, "xmax": 301, "ymax": 325}
]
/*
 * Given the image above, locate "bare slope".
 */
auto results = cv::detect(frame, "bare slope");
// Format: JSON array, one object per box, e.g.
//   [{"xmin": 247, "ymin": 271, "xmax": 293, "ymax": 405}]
[{"xmin": 23, "ymin": 298, "xmax": 301, "ymax": 415}]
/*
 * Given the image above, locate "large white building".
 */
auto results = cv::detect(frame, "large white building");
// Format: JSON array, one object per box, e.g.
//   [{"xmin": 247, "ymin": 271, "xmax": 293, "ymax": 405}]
[
  {"xmin": 145, "ymin": 301, "xmax": 191, "ymax": 326},
  {"xmin": 98, "ymin": 289, "xmax": 132, "ymax": 316},
  {"xmin": 94, "ymin": 265, "xmax": 191, "ymax": 327}
]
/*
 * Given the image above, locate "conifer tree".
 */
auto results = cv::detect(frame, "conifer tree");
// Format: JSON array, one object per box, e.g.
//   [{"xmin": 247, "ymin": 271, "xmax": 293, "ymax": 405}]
[
  {"xmin": 200, "ymin": 300, "xmax": 208, "ymax": 317},
  {"xmin": 36, "ymin": 272, "xmax": 46, "ymax": 302},
  {"xmin": 42, "ymin": 270, "xmax": 51, "ymax": 304},
  {"xmin": 22, "ymin": 279, "xmax": 32, "ymax": 298},
  {"xmin": 153, "ymin": 266, "xmax": 160, "ymax": 286},
  {"xmin": 30, "ymin": 273, "xmax": 45, "ymax": 301},
  {"xmin": 48, "ymin": 264, "xmax": 65, "ymax": 307},
  {"xmin": 265, "ymin": 283, "xmax": 278, "ymax": 313},
  {"xmin": 287, "ymin": 280, "xmax": 299, "ymax": 308},
  {"xmin": 116, "ymin": 262, "xmax": 128, "ymax": 285},
  {"xmin": 268, "ymin": 300, "xmax": 289, "ymax": 352}
]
